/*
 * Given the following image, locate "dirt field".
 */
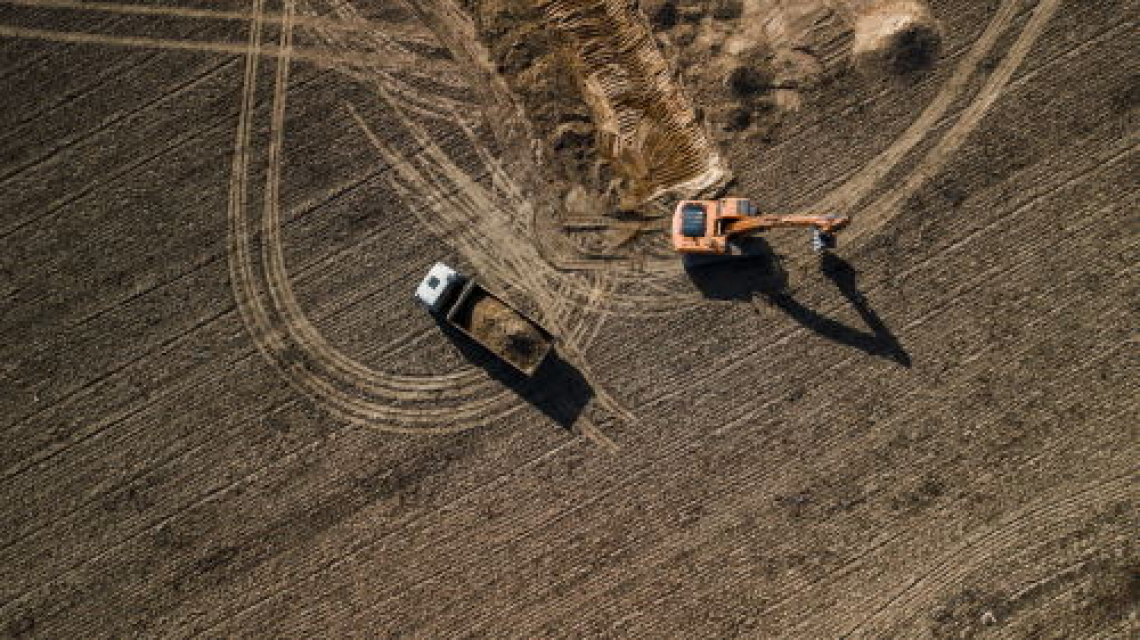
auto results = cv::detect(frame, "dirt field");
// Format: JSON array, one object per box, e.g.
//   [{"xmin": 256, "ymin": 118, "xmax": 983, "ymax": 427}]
[{"xmin": 0, "ymin": 0, "xmax": 1136, "ymax": 637}]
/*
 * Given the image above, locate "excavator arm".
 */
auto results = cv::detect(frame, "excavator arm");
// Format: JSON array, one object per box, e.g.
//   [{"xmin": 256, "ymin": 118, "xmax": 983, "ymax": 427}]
[{"xmin": 722, "ymin": 214, "xmax": 850, "ymax": 237}]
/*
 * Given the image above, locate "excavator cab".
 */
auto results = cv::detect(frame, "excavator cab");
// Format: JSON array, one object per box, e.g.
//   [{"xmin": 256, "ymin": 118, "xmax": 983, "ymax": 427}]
[
  {"xmin": 678, "ymin": 202, "xmax": 708, "ymax": 239},
  {"xmin": 673, "ymin": 198, "xmax": 758, "ymax": 256}
]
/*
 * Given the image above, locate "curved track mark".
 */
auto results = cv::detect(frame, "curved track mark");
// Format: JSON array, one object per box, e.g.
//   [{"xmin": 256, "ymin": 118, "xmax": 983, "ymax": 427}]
[
  {"xmin": 225, "ymin": 1, "xmax": 523, "ymax": 434},
  {"xmin": 221, "ymin": 0, "xmax": 634, "ymax": 439},
  {"xmin": 849, "ymin": 0, "xmax": 1065, "ymax": 240},
  {"xmin": 815, "ymin": 0, "xmax": 1024, "ymax": 215}
]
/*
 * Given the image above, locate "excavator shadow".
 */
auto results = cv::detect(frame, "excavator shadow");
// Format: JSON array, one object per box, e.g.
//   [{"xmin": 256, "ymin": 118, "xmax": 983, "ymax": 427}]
[
  {"xmin": 685, "ymin": 242, "xmax": 911, "ymax": 366},
  {"xmin": 683, "ymin": 238, "xmax": 788, "ymax": 300},
  {"xmin": 433, "ymin": 316, "xmax": 594, "ymax": 429}
]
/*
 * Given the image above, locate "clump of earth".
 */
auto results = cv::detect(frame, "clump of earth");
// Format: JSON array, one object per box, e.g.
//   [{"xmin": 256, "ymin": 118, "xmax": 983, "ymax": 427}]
[
  {"xmin": 642, "ymin": 0, "xmax": 786, "ymax": 143},
  {"xmin": 468, "ymin": 294, "xmax": 547, "ymax": 371}
]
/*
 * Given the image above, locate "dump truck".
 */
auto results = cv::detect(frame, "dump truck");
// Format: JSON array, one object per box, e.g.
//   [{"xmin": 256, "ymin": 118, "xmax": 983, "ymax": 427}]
[{"xmin": 415, "ymin": 263, "xmax": 554, "ymax": 376}]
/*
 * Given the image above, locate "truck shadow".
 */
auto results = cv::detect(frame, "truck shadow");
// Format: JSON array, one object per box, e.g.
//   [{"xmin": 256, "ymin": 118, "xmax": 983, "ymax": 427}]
[
  {"xmin": 433, "ymin": 317, "xmax": 594, "ymax": 429},
  {"xmin": 685, "ymin": 242, "xmax": 911, "ymax": 366}
]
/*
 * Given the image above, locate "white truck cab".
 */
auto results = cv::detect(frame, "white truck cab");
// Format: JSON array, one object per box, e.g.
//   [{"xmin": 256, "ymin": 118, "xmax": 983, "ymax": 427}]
[{"xmin": 415, "ymin": 262, "xmax": 464, "ymax": 313}]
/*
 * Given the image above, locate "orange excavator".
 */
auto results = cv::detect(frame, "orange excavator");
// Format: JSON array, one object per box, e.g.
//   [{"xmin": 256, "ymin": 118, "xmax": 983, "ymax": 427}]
[{"xmin": 672, "ymin": 197, "xmax": 850, "ymax": 263}]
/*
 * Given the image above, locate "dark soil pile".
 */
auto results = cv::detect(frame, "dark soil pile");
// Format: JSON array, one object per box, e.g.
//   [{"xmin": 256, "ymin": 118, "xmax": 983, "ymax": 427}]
[
  {"xmin": 852, "ymin": 11, "xmax": 943, "ymax": 76},
  {"xmin": 468, "ymin": 294, "xmax": 548, "ymax": 371},
  {"xmin": 462, "ymin": 0, "xmax": 615, "ymax": 212}
]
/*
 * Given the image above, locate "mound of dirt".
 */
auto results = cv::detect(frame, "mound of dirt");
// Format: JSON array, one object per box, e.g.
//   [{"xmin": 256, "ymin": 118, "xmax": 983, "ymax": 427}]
[
  {"xmin": 468, "ymin": 294, "xmax": 548, "ymax": 371},
  {"xmin": 851, "ymin": 2, "xmax": 943, "ymax": 76}
]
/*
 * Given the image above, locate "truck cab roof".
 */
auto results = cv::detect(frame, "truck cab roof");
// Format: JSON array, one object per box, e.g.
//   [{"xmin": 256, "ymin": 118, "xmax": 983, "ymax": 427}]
[{"xmin": 415, "ymin": 262, "xmax": 464, "ymax": 313}]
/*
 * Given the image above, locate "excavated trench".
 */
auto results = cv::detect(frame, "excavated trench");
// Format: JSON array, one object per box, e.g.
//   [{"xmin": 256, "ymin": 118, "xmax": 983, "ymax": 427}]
[
  {"xmin": 463, "ymin": 0, "xmax": 728, "ymax": 220},
  {"xmin": 540, "ymin": 0, "xmax": 730, "ymax": 208}
]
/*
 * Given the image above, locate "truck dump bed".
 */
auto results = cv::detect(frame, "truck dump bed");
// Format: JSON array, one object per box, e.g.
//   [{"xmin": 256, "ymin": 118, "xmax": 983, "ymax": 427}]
[{"xmin": 446, "ymin": 281, "xmax": 554, "ymax": 376}]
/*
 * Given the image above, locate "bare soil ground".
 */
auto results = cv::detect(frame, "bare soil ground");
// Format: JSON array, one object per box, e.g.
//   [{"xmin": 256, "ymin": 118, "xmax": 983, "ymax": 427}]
[{"xmin": 0, "ymin": 0, "xmax": 1136, "ymax": 638}]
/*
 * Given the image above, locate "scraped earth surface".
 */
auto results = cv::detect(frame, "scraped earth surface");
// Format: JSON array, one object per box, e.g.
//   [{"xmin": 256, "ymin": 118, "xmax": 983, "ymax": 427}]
[{"xmin": 0, "ymin": 0, "xmax": 1137, "ymax": 637}]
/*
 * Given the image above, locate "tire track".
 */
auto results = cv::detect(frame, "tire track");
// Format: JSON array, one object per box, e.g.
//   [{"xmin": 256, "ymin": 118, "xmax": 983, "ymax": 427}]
[
  {"xmin": 767, "ymin": 15, "xmax": 1131, "ymax": 250},
  {"xmin": 0, "ymin": 0, "xmax": 150, "ymax": 87},
  {"xmin": 0, "ymin": 14, "xmax": 187, "ymax": 140},
  {"xmin": 224, "ymin": 0, "xmax": 548, "ymax": 434},
  {"xmin": 0, "ymin": 24, "xmax": 457, "ymax": 89},
  {"xmin": 389, "ymin": 0, "xmax": 706, "ymax": 316},
  {"xmin": 0, "ymin": 0, "xmax": 432, "ymax": 42},
  {"xmin": 288, "ymin": 0, "xmax": 481, "ymax": 124},
  {"xmin": 343, "ymin": 98, "xmax": 634, "ymax": 428},
  {"xmin": 846, "ymin": 0, "xmax": 1067, "ymax": 241},
  {"xmin": 242, "ymin": 0, "xmax": 633, "ymax": 433},
  {"xmin": 814, "ymin": 0, "xmax": 1026, "ymax": 215}
]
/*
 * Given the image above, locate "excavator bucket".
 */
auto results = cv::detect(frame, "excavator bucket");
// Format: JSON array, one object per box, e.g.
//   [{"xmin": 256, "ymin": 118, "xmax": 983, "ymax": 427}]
[{"xmin": 812, "ymin": 229, "xmax": 838, "ymax": 252}]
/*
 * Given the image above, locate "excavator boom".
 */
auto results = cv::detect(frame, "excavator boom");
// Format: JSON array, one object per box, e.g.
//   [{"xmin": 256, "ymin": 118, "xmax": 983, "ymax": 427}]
[{"xmin": 723, "ymin": 214, "xmax": 850, "ymax": 237}]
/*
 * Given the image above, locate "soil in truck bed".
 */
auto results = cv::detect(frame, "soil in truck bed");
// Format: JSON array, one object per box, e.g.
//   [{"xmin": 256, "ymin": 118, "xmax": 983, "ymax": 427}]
[{"xmin": 464, "ymin": 292, "xmax": 549, "ymax": 372}]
